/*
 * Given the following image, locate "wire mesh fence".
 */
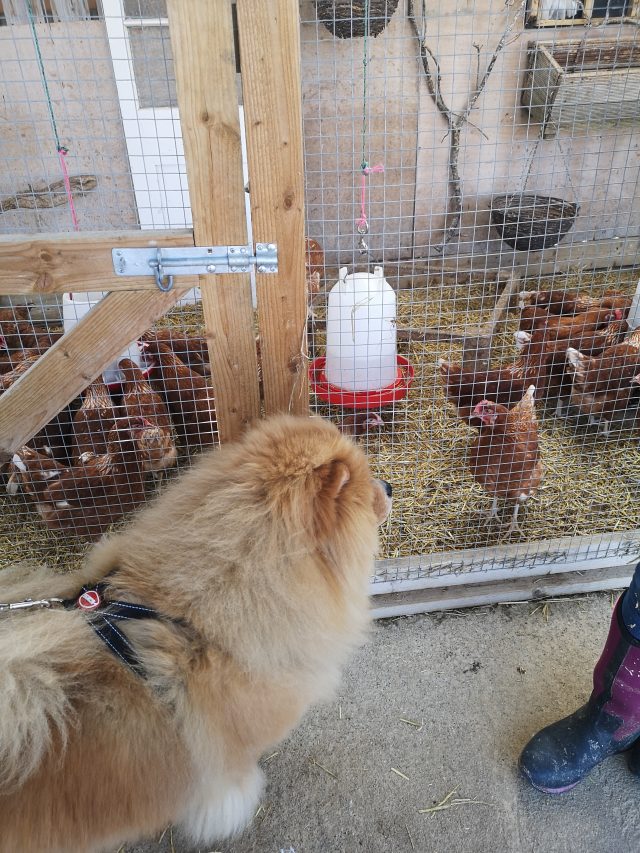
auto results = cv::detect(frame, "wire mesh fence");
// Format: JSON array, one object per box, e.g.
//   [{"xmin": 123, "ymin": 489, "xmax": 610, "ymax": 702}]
[
  {"xmin": 300, "ymin": 0, "xmax": 640, "ymax": 584},
  {"xmin": 0, "ymin": 291, "xmax": 217, "ymax": 567},
  {"xmin": 1, "ymin": 0, "xmax": 639, "ymax": 595}
]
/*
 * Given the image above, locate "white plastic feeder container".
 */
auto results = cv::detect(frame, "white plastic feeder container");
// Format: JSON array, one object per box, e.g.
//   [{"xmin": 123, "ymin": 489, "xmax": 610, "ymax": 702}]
[
  {"xmin": 62, "ymin": 292, "xmax": 141, "ymax": 387},
  {"xmin": 325, "ymin": 266, "xmax": 397, "ymax": 392}
]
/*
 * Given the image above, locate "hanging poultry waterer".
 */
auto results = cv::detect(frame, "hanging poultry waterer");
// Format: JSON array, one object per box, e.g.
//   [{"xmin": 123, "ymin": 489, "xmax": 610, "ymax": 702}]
[{"xmin": 310, "ymin": 266, "xmax": 413, "ymax": 409}]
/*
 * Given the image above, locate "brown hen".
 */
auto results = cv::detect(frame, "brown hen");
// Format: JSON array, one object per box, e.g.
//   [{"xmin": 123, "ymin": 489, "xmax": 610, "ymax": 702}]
[
  {"xmin": 519, "ymin": 307, "xmax": 624, "ymax": 336},
  {"xmin": 146, "ymin": 329, "xmax": 211, "ymax": 377},
  {"xmin": 0, "ymin": 349, "xmax": 40, "ymax": 390},
  {"xmin": 515, "ymin": 318, "xmax": 629, "ymax": 413},
  {"xmin": 438, "ymin": 358, "xmax": 547, "ymax": 424},
  {"xmin": 15, "ymin": 417, "xmax": 150, "ymax": 538},
  {"xmin": 7, "ymin": 446, "xmax": 65, "ymax": 499},
  {"xmin": 118, "ymin": 358, "xmax": 177, "ymax": 473},
  {"xmin": 140, "ymin": 337, "xmax": 218, "ymax": 449},
  {"xmin": 469, "ymin": 385, "xmax": 543, "ymax": 536},
  {"xmin": 520, "ymin": 289, "xmax": 631, "ymax": 316},
  {"xmin": 566, "ymin": 328, "xmax": 640, "ymax": 433},
  {"xmin": 71, "ymin": 378, "xmax": 117, "ymax": 462}
]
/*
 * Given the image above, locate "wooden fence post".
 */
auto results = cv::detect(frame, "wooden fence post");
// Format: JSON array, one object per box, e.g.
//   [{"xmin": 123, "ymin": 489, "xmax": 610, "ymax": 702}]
[
  {"xmin": 167, "ymin": 0, "xmax": 261, "ymax": 442},
  {"xmin": 236, "ymin": 0, "xmax": 309, "ymax": 416}
]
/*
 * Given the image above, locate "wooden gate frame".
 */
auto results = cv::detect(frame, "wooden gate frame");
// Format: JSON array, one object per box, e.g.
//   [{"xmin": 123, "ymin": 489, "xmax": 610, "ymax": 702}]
[{"xmin": 0, "ymin": 0, "xmax": 308, "ymax": 463}]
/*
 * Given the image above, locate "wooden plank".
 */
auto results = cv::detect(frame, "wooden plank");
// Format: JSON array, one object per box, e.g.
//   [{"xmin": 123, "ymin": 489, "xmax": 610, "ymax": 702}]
[
  {"xmin": 0, "ymin": 286, "xmax": 191, "ymax": 462},
  {"xmin": 370, "ymin": 564, "xmax": 632, "ymax": 619},
  {"xmin": 236, "ymin": 0, "xmax": 308, "ymax": 416},
  {"xmin": 376, "ymin": 237, "xmax": 640, "ymax": 282},
  {"xmin": 0, "ymin": 230, "xmax": 197, "ymax": 295},
  {"xmin": 166, "ymin": 0, "xmax": 260, "ymax": 443}
]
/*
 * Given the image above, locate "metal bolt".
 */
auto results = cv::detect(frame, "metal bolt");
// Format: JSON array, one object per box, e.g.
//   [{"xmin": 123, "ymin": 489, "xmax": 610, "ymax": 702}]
[
  {"xmin": 239, "ymin": 246, "xmax": 248, "ymax": 254},
  {"xmin": 256, "ymin": 243, "xmax": 265, "ymax": 251},
  {"xmin": 206, "ymin": 264, "xmax": 217, "ymax": 273},
  {"xmin": 229, "ymin": 247, "xmax": 237, "ymax": 254},
  {"xmin": 258, "ymin": 265, "xmax": 268, "ymax": 273},
  {"xmin": 267, "ymin": 243, "xmax": 276, "ymax": 251}
]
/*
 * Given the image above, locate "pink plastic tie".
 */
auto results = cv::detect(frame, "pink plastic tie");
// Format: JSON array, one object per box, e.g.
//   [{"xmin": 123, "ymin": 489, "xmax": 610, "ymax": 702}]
[
  {"xmin": 356, "ymin": 162, "xmax": 384, "ymax": 232},
  {"xmin": 57, "ymin": 146, "xmax": 79, "ymax": 231}
]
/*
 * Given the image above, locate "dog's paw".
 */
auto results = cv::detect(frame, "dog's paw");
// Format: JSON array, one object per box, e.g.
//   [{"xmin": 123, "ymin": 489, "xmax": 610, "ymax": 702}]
[{"xmin": 179, "ymin": 765, "xmax": 264, "ymax": 843}]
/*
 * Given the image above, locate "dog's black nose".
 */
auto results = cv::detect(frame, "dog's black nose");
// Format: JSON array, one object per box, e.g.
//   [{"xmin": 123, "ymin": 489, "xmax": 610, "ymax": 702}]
[{"xmin": 381, "ymin": 479, "xmax": 393, "ymax": 498}]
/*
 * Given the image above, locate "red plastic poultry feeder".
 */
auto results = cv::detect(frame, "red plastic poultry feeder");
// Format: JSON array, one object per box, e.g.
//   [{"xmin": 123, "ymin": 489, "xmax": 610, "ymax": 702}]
[{"xmin": 309, "ymin": 355, "xmax": 414, "ymax": 410}]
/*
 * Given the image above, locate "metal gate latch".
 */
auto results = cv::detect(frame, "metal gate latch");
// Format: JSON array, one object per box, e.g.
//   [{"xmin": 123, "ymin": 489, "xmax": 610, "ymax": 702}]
[{"xmin": 112, "ymin": 243, "xmax": 278, "ymax": 292}]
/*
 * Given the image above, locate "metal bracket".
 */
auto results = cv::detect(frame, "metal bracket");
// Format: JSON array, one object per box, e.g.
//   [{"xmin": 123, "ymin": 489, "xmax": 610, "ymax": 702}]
[{"xmin": 112, "ymin": 243, "xmax": 278, "ymax": 292}]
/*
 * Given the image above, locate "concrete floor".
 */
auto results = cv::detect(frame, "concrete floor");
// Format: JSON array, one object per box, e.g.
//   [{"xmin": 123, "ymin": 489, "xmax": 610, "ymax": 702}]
[{"xmin": 128, "ymin": 593, "xmax": 640, "ymax": 853}]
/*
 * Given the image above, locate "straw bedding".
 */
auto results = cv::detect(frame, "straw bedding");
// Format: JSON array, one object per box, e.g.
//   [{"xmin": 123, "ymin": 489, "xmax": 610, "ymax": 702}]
[{"xmin": 1, "ymin": 270, "xmax": 639, "ymax": 572}]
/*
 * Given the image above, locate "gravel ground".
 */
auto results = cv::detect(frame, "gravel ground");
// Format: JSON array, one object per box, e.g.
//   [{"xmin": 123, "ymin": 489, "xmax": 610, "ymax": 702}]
[{"xmin": 124, "ymin": 592, "xmax": 640, "ymax": 853}]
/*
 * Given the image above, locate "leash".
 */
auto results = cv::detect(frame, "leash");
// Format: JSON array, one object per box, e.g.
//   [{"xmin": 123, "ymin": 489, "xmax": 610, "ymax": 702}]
[{"xmin": 0, "ymin": 583, "xmax": 172, "ymax": 679}]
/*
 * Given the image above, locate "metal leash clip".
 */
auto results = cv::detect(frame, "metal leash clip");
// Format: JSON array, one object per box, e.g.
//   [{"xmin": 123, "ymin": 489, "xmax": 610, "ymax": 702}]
[{"xmin": 0, "ymin": 597, "xmax": 65, "ymax": 613}]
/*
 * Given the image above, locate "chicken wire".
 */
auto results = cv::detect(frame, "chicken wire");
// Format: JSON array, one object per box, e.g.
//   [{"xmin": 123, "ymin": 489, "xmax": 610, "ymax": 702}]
[
  {"xmin": 0, "ymin": 0, "xmax": 215, "ymax": 564},
  {"xmin": 300, "ymin": 0, "xmax": 640, "ymax": 586},
  {"xmin": 0, "ymin": 0, "xmax": 639, "ymax": 592}
]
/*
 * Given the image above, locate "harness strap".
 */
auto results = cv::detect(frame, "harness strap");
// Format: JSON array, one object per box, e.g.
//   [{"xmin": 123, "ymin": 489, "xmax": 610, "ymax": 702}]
[{"xmin": 62, "ymin": 583, "xmax": 163, "ymax": 679}]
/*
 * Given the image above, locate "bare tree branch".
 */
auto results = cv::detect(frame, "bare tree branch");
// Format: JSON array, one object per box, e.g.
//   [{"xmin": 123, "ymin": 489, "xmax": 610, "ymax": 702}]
[{"xmin": 407, "ymin": 0, "xmax": 526, "ymax": 252}]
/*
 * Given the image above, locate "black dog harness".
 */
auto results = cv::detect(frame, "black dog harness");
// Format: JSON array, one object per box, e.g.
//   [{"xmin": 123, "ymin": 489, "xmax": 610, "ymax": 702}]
[
  {"xmin": 0, "ymin": 581, "xmax": 193, "ymax": 681},
  {"xmin": 61, "ymin": 583, "xmax": 164, "ymax": 678}
]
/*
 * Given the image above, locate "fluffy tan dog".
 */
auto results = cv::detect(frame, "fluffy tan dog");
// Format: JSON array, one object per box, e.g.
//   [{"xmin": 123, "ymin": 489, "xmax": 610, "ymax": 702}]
[{"xmin": 0, "ymin": 415, "xmax": 391, "ymax": 852}]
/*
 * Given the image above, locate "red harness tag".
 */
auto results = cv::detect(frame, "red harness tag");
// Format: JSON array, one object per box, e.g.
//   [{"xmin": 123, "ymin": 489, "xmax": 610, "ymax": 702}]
[{"xmin": 77, "ymin": 590, "xmax": 101, "ymax": 611}]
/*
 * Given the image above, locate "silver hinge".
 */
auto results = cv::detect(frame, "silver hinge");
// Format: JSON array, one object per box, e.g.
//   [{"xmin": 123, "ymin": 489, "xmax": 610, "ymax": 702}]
[{"xmin": 112, "ymin": 243, "xmax": 278, "ymax": 292}]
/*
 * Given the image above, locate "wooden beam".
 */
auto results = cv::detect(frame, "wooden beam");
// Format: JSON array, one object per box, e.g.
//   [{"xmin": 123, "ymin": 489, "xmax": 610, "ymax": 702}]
[
  {"xmin": 167, "ymin": 0, "xmax": 260, "ymax": 443},
  {"xmin": 0, "ymin": 230, "xmax": 197, "ymax": 295},
  {"xmin": 420, "ymin": 237, "xmax": 640, "ymax": 281},
  {"xmin": 370, "ymin": 563, "xmax": 632, "ymax": 619},
  {"xmin": 0, "ymin": 287, "xmax": 191, "ymax": 462},
  {"xmin": 236, "ymin": 0, "xmax": 308, "ymax": 416}
]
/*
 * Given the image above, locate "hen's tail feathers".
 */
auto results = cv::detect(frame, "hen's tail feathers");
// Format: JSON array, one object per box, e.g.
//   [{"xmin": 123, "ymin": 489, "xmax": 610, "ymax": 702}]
[
  {"xmin": 519, "ymin": 290, "xmax": 534, "ymax": 309},
  {"xmin": 566, "ymin": 347, "xmax": 587, "ymax": 379},
  {"xmin": 506, "ymin": 385, "xmax": 538, "ymax": 434},
  {"xmin": 437, "ymin": 358, "xmax": 459, "ymax": 377}
]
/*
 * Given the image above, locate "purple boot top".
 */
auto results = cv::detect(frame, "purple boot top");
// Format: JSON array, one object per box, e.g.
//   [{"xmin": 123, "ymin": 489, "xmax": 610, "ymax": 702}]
[
  {"xmin": 594, "ymin": 600, "xmax": 640, "ymax": 743},
  {"xmin": 520, "ymin": 599, "xmax": 640, "ymax": 794}
]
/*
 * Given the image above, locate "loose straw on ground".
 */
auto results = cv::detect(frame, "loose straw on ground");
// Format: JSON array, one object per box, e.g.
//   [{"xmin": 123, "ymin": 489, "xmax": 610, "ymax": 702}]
[
  {"xmin": 309, "ymin": 757, "xmax": 337, "ymax": 779},
  {"xmin": 419, "ymin": 788, "xmax": 496, "ymax": 815}
]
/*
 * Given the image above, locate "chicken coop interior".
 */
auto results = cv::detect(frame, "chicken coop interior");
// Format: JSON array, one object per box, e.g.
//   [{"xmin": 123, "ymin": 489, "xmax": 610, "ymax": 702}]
[{"xmin": 0, "ymin": 0, "xmax": 639, "ymax": 616}]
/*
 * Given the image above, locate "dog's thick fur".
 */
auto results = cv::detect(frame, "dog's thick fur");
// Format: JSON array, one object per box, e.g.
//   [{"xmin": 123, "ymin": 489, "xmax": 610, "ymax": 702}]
[{"xmin": 0, "ymin": 415, "xmax": 390, "ymax": 852}]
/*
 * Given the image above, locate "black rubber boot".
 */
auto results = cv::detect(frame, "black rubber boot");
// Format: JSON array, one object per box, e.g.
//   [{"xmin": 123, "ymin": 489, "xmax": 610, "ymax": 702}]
[{"xmin": 519, "ymin": 600, "xmax": 640, "ymax": 793}]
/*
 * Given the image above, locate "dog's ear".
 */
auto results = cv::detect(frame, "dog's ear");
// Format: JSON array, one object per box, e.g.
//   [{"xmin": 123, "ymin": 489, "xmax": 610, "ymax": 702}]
[
  {"xmin": 313, "ymin": 460, "xmax": 350, "ymax": 539},
  {"xmin": 316, "ymin": 460, "xmax": 350, "ymax": 498}
]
